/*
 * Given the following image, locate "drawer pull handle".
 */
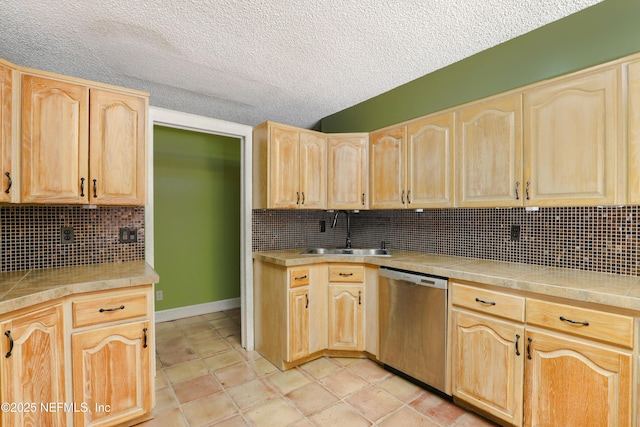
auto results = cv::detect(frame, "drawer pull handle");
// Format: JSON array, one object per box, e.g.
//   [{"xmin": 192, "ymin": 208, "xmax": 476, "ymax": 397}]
[
  {"xmin": 358, "ymin": 291, "xmax": 362, "ymax": 305},
  {"xmin": 527, "ymin": 337, "xmax": 533, "ymax": 360},
  {"xmin": 99, "ymin": 305, "xmax": 125, "ymax": 313},
  {"xmin": 515, "ymin": 181, "xmax": 520, "ymax": 200},
  {"xmin": 515, "ymin": 334, "xmax": 521, "ymax": 356},
  {"xmin": 93, "ymin": 179, "xmax": 98, "ymax": 198},
  {"xmin": 559, "ymin": 316, "xmax": 589, "ymax": 326},
  {"xmin": 294, "ymin": 275, "xmax": 307, "ymax": 280},
  {"xmin": 339, "ymin": 272, "xmax": 354, "ymax": 277},
  {"xmin": 4, "ymin": 330, "xmax": 13, "ymax": 358},
  {"xmin": 305, "ymin": 294, "xmax": 309, "ymax": 309},
  {"xmin": 143, "ymin": 327, "xmax": 148, "ymax": 348},
  {"xmin": 80, "ymin": 177, "xmax": 85, "ymax": 197},
  {"xmin": 475, "ymin": 297, "xmax": 496, "ymax": 306}
]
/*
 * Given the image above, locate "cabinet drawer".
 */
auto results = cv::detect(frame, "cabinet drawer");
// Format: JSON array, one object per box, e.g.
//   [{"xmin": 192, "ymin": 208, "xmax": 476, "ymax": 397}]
[
  {"xmin": 329, "ymin": 265, "xmax": 365, "ymax": 283},
  {"xmin": 452, "ymin": 282, "xmax": 525, "ymax": 323},
  {"xmin": 72, "ymin": 291, "xmax": 148, "ymax": 328},
  {"xmin": 526, "ymin": 298, "xmax": 634, "ymax": 348},
  {"xmin": 289, "ymin": 268, "xmax": 310, "ymax": 288}
]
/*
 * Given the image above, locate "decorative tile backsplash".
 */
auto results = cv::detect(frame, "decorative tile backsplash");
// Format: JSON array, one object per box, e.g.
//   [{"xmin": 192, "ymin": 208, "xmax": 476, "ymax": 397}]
[
  {"xmin": 252, "ymin": 206, "xmax": 640, "ymax": 276},
  {"xmin": 1, "ymin": 206, "xmax": 145, "ymax": 272}
]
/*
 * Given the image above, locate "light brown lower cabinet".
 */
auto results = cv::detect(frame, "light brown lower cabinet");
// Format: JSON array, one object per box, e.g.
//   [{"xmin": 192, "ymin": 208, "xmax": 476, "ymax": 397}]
[
  {"xmin": 328, "ymin": 284, "xmax": 364, "ymax": 351},
  {"xmin": 72, "ymin": 321, "xmax": 152, "ymax": 427},
  {"xmin": 0, "ymin": 303, "xmax": 67, "ymax": 427},
  {"xmin": 254, "ymin": 261, "xmax": 372, "ymax": 369},
  {"xmin": 451, "ymin": 281, "xmax": 635, "ymax": 427},
  {"xmin": 0, "ymin": 286, "xmax": 154, "ymax": 427},
  {"xmin": 452, "ymin": 309, "xmax": 524, "ymax": 427},
  {"xmin": 524, "ymin": 329, "xmax": 632, "ymax": 427}
]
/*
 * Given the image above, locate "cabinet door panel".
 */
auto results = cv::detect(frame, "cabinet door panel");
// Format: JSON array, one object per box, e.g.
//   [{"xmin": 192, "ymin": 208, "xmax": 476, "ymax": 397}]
[
  {"xmin": 299, "ymin": 132, "xmax": 326, "ymax": 209},
  {"xmin": 627, "ymin": 60, "xmax": 640, "ymax": 204},
  {"xmin": 328, "ymin": 285, "xmax": 363, "ymax": 351},
  {"xmin": 407, "ymin": 113, "xmax": 455, "ymax": 208},
  {"xmin": 457, "ymin": 95, "xmax": 522, "ymax": 207},
  {"xmin": 72, "ymin": 320, "xmax": 151, "ymax": 427},
  {"xmin": 21, "ymin": 75, "xmax": 89, "ymax": 203},
  {"xmin": 288, "ymin": 287, "xmax": 309, "ymax": 361},
  {"xmin": 0, "ymin": 304, "xmax": 66, "ymax": 427},
  {"xmin": 90, "ymin": 89, "xmax": 146, "ymax": 205},
  {"xmin": 452, "ymin": 309, "xmax": 524, "ymax": 427},
  {"xmin": 524, "ymin": 68, "xmax": 619, "ymax": 206},
  {"xmin": 327, "ymin": 136, "xmax": 368, "ymax": 209},
  {"xmin": 0, "ymin": 63, "xmax": 13, "ymax": 202},
  {"xmin": 369, "ymin": 127, "xmax": 405, "ymax": 209},
  {"xmin": 524, "ymin": 329, "xmax": 631, "ymax": 427},
  {"xmin": 269, "ymin": 126, "xmax": 300, "ymax": 208}
]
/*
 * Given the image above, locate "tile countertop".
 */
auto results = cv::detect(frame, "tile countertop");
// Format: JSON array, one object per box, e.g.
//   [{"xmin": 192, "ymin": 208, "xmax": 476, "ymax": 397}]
[
  {"xmin": 0, "ymin": 261, "xmax": 159, "ymax": 314},
  {"xmin": 253, "ymin": 250, "xmax": 640, "ymax": 313}
]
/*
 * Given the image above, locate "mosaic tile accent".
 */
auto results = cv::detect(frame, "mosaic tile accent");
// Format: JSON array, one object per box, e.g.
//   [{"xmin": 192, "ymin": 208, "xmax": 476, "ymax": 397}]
[
  {"xmin": 1, "ymin": 206, "xmax": 145, "ymax": 272},
  {"xmin": 253, "ymin": 206, "xmax": 640, "ymax": 276}
]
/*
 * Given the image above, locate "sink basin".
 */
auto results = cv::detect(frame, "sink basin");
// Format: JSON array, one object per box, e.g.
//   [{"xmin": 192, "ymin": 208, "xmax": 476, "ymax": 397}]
[{"xmin": 301, "ymin": 248, "xmax": 391, "ymax": 257}]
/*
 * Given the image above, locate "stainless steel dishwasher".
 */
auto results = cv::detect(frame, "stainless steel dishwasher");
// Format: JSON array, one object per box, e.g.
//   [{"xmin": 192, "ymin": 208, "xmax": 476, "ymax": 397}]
[{"xmin": 378, "ymin": 267, "xmax": 448, "ymax": 395}]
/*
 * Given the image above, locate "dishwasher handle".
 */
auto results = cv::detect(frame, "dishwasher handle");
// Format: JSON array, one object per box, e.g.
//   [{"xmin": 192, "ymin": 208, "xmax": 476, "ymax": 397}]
[{"xmin": 379, "ymin": 267, "xmax": 447, "ymax": 290}]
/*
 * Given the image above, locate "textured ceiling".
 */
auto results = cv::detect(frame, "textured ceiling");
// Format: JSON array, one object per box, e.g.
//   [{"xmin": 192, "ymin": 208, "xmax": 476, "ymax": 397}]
[{"xmin": 0, "ymin": 0, "xmax": 602, "ymax": 129}]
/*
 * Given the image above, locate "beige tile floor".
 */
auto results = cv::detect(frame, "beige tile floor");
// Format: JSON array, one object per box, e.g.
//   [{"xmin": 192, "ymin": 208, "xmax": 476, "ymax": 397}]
[{"xmin": 139, "ymin": 309, "xmax": 497, "ymax": 427}]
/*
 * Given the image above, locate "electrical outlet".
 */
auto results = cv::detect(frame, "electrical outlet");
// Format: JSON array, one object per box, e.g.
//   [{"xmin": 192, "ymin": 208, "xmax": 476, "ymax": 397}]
[
  {"xmin": 156, "ymin": 290, "xmax": 164, "ymax": 301},
  {"xmin": 510, "ymin": 224, "xmax": 521, "ymax": 241},
  {"xmin": 61, "ymin": 226, "xmax": 74, "ymax": 244},
  {"xmin": 119, "ymin": 228, "xmax": 138, "ymax": 243}
]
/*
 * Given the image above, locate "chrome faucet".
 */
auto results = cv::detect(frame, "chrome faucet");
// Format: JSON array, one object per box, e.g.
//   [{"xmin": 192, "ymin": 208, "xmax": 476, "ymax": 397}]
[{"xmin": 332, "ymin": 210, "xmax": 352, "ymax": 248}]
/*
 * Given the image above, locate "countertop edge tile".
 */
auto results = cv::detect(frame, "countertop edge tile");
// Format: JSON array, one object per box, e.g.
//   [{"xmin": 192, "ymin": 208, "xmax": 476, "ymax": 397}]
[
  {"xmin": 0, "ymin": 261, "xmax": 159, "ymax": 314},
  {"xmin": 254, "ymin": 249, "xmax": 640, "ymax": 312}
]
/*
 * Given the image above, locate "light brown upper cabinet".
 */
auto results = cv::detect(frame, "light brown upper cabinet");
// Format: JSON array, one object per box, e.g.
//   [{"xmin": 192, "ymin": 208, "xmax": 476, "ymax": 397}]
[
  {"xmin": 253, "ymin": 121, "xmax": 327, "ymax": 209},
  {"xmin": 370, "ymin": 113, "xmax": 455, "ymax": 209},
  {"xmin": 327, "ymin": 134, "xmax": 368, "ymax": 209},
  {"xmin": 627, "ymin": 59, "xmax": 640, "ymax": 205},
  {"xmin": 456, "ymin": 94, "xmax": 523, "ymax": 208},
  {"xmin": 21, "ymin": 73, "xmax": 147, "ymax": 205},
  {"xmin": 369, "ymin": 125, "xmax": 405, "ymax": 209},
  {"xmin": 0, "ymin": 61, "xmax": 15, "ymax": 203},
  {"xmin": 523, "ymin": 67, "xmax": 621, "ymax": 206},
  {"xmin": 457, "ymin": 66, "xmax": 621, "ymax": 208}
]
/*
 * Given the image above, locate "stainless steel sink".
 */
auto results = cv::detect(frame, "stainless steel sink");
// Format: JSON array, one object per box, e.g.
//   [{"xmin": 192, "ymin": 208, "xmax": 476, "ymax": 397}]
[{"xmin": 301, "ymin": 248, "xmax": 391, "ymax": 257}]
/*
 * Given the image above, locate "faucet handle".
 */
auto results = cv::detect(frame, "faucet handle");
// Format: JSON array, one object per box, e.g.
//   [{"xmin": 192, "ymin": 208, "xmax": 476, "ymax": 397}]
[{"xmin": 381, "ymin": 241, "xmax": 386, "ymax": 249}]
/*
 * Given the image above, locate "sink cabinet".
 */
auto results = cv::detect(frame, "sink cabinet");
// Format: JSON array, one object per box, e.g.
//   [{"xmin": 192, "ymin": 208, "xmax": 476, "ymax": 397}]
[
  {"xmin": 254, "ymin": 260, "xmax": 377, "ymax": 369},
  {"xmin": 328, "ymin": 264, "xmax": 365, "ymax": 351}
]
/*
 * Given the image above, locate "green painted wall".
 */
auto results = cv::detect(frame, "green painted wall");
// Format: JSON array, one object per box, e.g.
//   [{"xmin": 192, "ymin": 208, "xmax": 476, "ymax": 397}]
[
  {"xmin": 153, "ymin": 126, "xmax": 241, "ymax": 311},
  {"xmin": 320, "ymin": 0, "xmax": 640, "ymax": 132}
]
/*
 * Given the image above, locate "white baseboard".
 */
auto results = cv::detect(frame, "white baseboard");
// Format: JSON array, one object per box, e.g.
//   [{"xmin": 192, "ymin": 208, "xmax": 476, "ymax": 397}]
[{"xmin": 155, "ymin": 298, "xmax": 241, "ymax": 323}]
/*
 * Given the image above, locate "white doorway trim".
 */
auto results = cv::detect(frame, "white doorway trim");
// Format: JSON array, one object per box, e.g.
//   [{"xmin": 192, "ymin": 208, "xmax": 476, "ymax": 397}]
[{"xmin": 146, "ymin": 106, "xmax": 254, "ymax": 350}]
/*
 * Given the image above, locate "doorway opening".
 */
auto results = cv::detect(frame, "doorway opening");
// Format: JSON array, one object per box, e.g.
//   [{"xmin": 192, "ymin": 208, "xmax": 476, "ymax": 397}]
[{"xmin": 145, "ymin": 107, "xmax": 253, "ymax": 350}]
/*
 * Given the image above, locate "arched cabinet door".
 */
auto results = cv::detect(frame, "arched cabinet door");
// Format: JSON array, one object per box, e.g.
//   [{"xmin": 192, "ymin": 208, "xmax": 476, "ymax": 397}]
[
  {"xmin": 0, "ymin": 304, "xmax": 66, "ymax": 427},
  {"xmin": 72, "ymin": 320, "xmax": 152, "ymax": 427},
  {"xmin": 524, "ymin": 329, "xmax": 632, "ymax": 427}
]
